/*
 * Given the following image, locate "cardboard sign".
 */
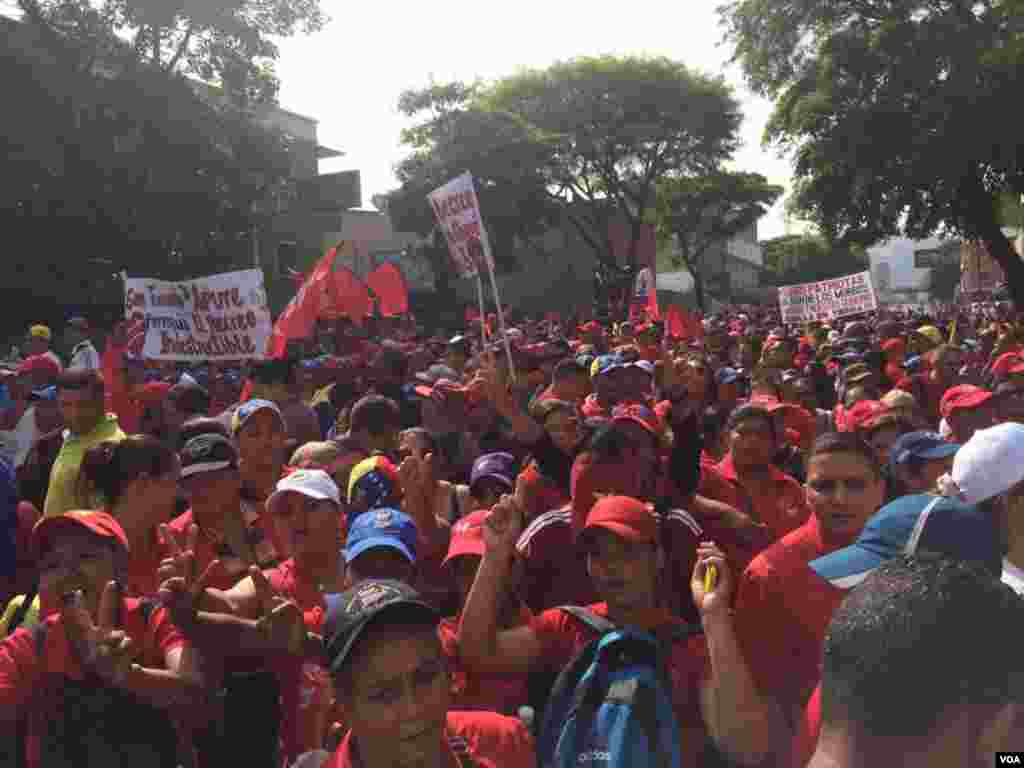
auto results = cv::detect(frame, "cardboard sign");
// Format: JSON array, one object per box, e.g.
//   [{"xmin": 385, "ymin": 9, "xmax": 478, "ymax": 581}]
[{"xmin": 778, "ymin": 271, "xmax": 878, "ymax": 324}]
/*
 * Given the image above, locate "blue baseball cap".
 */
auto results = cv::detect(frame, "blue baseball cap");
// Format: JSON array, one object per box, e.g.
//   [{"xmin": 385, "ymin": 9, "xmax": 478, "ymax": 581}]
[
  {"xmin": 344, "ymin": 508, "xmax": 418, "ymax": 564},
  {"xmin": 809, "ymin": 494, "xmax": 1002, "ymax": 589},
  {"xmin": 888, "ymin": 431, "xmax": 960, "ymax": 473},
  {"xmin": 590, "ymin": 354, "xmax": 625, "ymax": 378},
  {"xmin": 716, "ymin": 367, "xmax": 740, "ymax": 385}
]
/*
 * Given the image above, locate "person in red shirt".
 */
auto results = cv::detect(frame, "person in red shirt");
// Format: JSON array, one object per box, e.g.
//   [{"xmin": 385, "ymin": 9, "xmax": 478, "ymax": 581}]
[
  {"xmin": 897, "ymin": 344, "xmax": 963, "ymax": 427},
  {"xmin": 881, "ymin": 337, "xmax": 906, "ymax": 385},
  {"xmin": 438, "ymin": 509, "xmax": 531, "ymax": 715},
  {"xmin": 231, "ymin": 398, "xmax": 287, "ymax": 565},
  {"xmin": 79, "ymin": 435, "xmax": 181, "ymax": 598},
  {"xmin": 939, "ymin": 384, "xmax": 996, "ymax": 444},
  {"xmin": 792, "ymin": 493, "xmax": 1007, "ymax": 767},
  {"xmin": 321, "ymin": 579, "xmax": 535, "ymax": 768},
  {"xmin": 460, "ymin": 494, "xmax": 785, "ymax": 767},
  {"xmin": 702, "ymin": 404, "xmax": 810, "ymax": 545},
  {"xmin": 1, "ymin": 510, "xmax": 204, "ymax": 768},
  {"xmin": 161, "ymin": 434, "xmax": 251, "ymax": 591},
  {"xmin": 732, "ymin": 432, "xmax": 887, "ymax": 763},
  {"xmin": 534, "ymin": 358, "xmax": 592, "ymax": 406}
]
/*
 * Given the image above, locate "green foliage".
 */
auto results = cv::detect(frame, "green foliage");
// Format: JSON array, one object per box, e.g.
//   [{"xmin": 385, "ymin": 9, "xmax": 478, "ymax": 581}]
[
  {"xmin": 761, "ymin": 233, "xmax": 867, "ymax": 285},
  {"xmin": 655, "ymin": 171, "xmax": 782, "ymax": 310},
  {"xmin": 720, "ymin": 0, "xmax": 1024, "ymax": 306},
  {"xmin": 1, "ymin": 7, "xmax": 296, "ymax": 320},
  {"xmin": 387, "ymin": 56, "xmax": 744, "ymax": 282}
]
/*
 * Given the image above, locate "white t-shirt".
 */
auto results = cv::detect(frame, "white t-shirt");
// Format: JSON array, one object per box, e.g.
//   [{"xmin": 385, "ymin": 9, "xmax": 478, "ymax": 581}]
[{"xmin": 1001, "ymin": 558, "xmax": 1024, "ymax": 596}]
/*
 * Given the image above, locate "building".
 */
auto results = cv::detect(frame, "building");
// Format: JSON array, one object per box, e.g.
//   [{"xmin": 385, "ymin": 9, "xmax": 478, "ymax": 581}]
[{"xmin": 868, "ymin": 237, "xmax": 958, "ymax": 304}]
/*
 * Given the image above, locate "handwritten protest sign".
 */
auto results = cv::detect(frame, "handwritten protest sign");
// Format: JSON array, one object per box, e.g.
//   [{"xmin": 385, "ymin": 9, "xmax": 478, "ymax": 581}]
[
  {"xmin": 124, "ymin": 269, "xmax": 271, "ymax": 360},
  {"xmin": 427, "ymin": 172, "xmax": 494, "ymax": 278},
  {"xmin": 778, "ymin": 271, "xmax": 878, "ymax": 324}
]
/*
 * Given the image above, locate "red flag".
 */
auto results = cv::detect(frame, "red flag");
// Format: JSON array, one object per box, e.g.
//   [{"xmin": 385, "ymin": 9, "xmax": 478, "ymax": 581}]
[
  {"xmin": 665, "ymin": 305, "xmax": 686, "ymax": 339},
  {"xmin": 267, "ymin": 244, "xmax": 341, "ymax": 358},
  {"xmin": 326, "ymin": 266, "xmax": 372, "ymax": 326},
  {"xmin": 366, "ymin": 263, "xmax": 409, "ymax": 317}
]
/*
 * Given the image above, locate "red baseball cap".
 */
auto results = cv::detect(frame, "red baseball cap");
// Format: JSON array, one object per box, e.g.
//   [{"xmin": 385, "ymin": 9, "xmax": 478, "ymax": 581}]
[
  {"xmin": 940, "ymin": 385, "xmax": 994, "ymax": 420},
  {"xmin": 578, "ymin": 321, "xmax": 603, "ymax": 334},
  {"xmin": 991, "ymin": 353, "xmax": 1024, "ymax": 378},
  {"xmin": 611, "ymin": 403, "xmax": 664, "ymax": 438},
  {"xmin": 841, "ymin": 400, "xmax": 885, "ymax": 433},
  {"xmin": 442, "ymin": 509, "xmax": 489, "ymax": 567},
  {"xmin": 580, "ymin": 496, "xmax": 658, "ymax": 548},
  {"xmin": 32, "ymin": 509, "xmax": 130, "ymax": 560},
  {"xmin": 137, "ymin": 381, "xmax": 173, "ymax": 402}
]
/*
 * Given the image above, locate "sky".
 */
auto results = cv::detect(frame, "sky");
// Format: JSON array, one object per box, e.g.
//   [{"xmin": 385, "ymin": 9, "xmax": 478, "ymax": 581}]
[{"xmin": 273, "ymin": 0, "xmax": 797, "ymax": 240}]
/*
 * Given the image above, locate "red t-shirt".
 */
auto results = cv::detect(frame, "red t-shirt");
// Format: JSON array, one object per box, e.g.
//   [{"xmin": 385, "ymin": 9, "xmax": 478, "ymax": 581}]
[
  {"xmin": 704, "ymin": 455, "xmax": 810, "ymax": 544},
  {"xmin": 265, "ymin": 558, "xmax": 332, "ymax": 768},
  {"xmin": 163, "ymin": 509, "xmax": 253, "ymax": 591},
  {"xmin": 733, "ymin": 516, "xmax": 850, "ymax": 722},
  {"xmin": 325, "ymin": 711, "xmax": 535, "ymax": 768},
  {"xmin": 529, "ymin": 602, "xmax": 710, "ymax": 766},
  {"xmin": 0, "ymin": 598, "xmax": 185, "ymax": 768},
  {"xmin": 439, "ymin": 609, "xmax": 532, "ymax": 716},
  {"xmin": 792, "ymin": 684, "xmax": 822, "ymax": 768},
  {"xmin": 516, "ymin": 506, "xmax": 597, "ymax": 613},
  {"xmin": 580, "ymin": 394, "xmax": 611, "ymax": 420}
]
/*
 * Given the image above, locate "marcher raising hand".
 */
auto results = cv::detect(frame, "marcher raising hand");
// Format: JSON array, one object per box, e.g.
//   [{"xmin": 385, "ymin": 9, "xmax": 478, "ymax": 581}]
[{"xmin": 62, "ymin": 582, "xmax": 137, "ymax": 686}]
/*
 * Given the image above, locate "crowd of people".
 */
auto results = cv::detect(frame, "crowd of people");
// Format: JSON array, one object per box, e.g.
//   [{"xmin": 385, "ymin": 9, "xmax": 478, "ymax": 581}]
[{"xmin": 1, "ymin": 300, "xmax": 1023, "ymax": 768}]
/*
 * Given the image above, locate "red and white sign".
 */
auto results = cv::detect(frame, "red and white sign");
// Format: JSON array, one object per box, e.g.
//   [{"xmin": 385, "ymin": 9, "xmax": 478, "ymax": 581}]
[
  {"xmin": 778, "ymin": 271, "xmax": 877, "ymax": 324},
  {"xmin": 427, "ymin": 172, "xmax": 493, "ymax": 279}
]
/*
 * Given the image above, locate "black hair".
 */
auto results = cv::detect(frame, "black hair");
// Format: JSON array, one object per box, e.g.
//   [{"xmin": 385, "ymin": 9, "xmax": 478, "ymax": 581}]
[
  {"xmin": 400, "ymin": 427, "xmax": 440, "ymax": 455},
  {"xmin": 809, "ymin": 432, "xmax": 883, "ymax": 479},
  {"xmin": 168, "ymin": 383, "xmax": 211, "ymax": 416},
  {"xmin": 701, "ymin": 405, "xmax": 729, "ymax": 445},
  {"xmin": 79, "ymin": 436, "xmax": 177, "ymax": 507},
  {"xmin": 248, "ymin": 357, "xmax": 295, "ymax": 386},
  {"xmin": 726, "ymin": 404, "xmax": 777, "ymax": 441},
  {"xmin": 552, "ymin": 358, "xmax": 588, "ymax": 381},
  {"xmin": 349, "ymin": 395, "xmax": 401, "ymax": 437},
  {"xmin": 821, "ymin": 556, "xmax": 1023, "ymax": 740}
]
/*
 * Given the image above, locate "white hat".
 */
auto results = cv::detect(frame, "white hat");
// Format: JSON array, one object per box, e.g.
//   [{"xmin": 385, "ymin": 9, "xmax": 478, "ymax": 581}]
[
  {"xmin": 268, "ymin": 469, "xmax": 341, "ymax": 513},
  {"xmin": 943, "ymin": 423, "xmax": 1024, "ymax": 505}
]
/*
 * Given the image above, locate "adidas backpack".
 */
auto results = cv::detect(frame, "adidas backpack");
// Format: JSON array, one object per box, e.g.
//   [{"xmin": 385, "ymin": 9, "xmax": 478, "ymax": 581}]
[{"xmin": 537, "ymin": 606, "xmax": 700, "ymax": 768}]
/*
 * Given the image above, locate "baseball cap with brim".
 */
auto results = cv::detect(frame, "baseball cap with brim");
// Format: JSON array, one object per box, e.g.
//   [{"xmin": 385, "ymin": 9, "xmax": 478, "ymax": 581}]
[
  {"xmin": 590, "ymin": 354, "xmax": 625, "ymax": 378},
  {"xmin": 626, "ymin": 360, "xmax": 655, "ymax": 377},
  {"xmin": 442, "ymin": 509, "xmax": 488, "ymax": 566},
  {"xmin": 578, "ymin": 495, "xmax": 659, "ymax": 549},
  {"xmin": 29, "ymin": 325, "xmax": 51, "ymax": 341},
  {"xmin": 888, "ymin": 431, "xmax": 960, "ymax": 473},
  {"xmin": 231, "ymin": 398, "xmax": 285, "ymax": 435},
  {"xmin": 323, "ymin": 580, "xmax": 438, "ymax": 674},
  {"xmin": 809, "ymin": 494, "xmax": 1002, "ymax": 589},
  {"xmin": 343, "ymin": 508, "xmax": 417, "ymax": 564},
  {"xmin": 469, "ymin": 452, "xmax": 516, "ymax": 494},
  {"xmin": 716, "ymin": 367, "xmax": 740, "ymax": 385},
  {"xmin": 611, "ymin": 403, "xmax": 663, "ymax": 437},
  {"xmin": 32, "ymin": 509, "xmax": 130, "ymax": 560},
  {"xmin": 940, "ymin": 385, "xmax": 993, "ymax": 420},
  {"xmin": 180, "ymin": 434, "xmax": 239, "ymax": 479},
  {"xmin": 268, "ymin": 469, "xmax": 341, "ymax": 515}
]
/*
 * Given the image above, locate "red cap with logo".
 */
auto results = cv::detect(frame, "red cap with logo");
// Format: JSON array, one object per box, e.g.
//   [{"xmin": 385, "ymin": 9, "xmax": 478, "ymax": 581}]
[
  {"xmin": 940, "ymin": 385, "xmax": 994, "ymax": 420},
  {"xmin": 580, "ymin": 496, "xmax": 658, "ymax": 547},
  {"xmin": 442, "ymin": 509, "xmax": 489, "ymax": 566},
  {"xmin": 32, "ymin": 509, "xmax": 130, "ymax": 560}
]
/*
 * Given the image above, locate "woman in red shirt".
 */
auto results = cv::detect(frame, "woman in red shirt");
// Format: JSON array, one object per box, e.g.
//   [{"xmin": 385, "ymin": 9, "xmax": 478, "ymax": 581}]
[{"xmin": 0, "ymin": 510, "xmax": 204, "ymax": 768}]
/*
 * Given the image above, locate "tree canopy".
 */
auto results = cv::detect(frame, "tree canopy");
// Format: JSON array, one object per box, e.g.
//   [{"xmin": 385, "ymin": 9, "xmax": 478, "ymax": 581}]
[
  {"xmin": 2, "ymin": 0, "xmax": 317, "ymax": 323},
  {"xmin": 656, "ymin": 171, "xmax": 782, "ymax": 310},
  {"xmin": 761, "ymin": 233, "xmax": 868, "ymax": 286},
  {"xmin": 386, "ymin": 55, "xmax": 744, "ymax": 288},
  {"xmin": 720, "ymin": 0, "xmax": 1024, "ymax": 306}
]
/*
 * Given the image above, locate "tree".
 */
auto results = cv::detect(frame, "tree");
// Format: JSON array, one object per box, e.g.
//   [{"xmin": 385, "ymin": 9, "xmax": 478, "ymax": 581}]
[
  {"xmin": 484, "ymin": 55, "xmax": 743, "ymax": 271},
  {"xmin": 761, "ymin": 233, "xmax": 868, "ymax": 286},
  {"xmin": 1, "ymin": 3, "xmax": 298, "ymax": 320},
  {"xmin": 655, "ymin": 171, "xmax": 782, "ymax": 311},
  {"xmin": 720, "ymin": 0, "xmax": 1024, "ymax": 308}
]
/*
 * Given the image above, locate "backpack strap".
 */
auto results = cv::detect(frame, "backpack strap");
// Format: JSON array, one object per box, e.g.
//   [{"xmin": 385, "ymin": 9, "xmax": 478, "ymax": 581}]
[{"xmin": 558, "ymin": 605, "xmax": 616, "ymax": 636}]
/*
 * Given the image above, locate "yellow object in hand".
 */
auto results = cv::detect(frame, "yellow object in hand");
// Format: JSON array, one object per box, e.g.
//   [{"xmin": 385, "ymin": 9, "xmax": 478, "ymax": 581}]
[{"xmin": 704, "ymin": 564, "xmax": 717, "ymax": 593}]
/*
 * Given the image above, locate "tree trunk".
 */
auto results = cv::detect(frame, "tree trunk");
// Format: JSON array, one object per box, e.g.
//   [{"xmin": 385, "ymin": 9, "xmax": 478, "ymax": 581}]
[
  {"xmin": 692, "ymin": 267, "xmax": 706, "ymax": 314},
  {"xmin": 982, "ymin": 230, "xmax": 1024, "ymax": 310}
]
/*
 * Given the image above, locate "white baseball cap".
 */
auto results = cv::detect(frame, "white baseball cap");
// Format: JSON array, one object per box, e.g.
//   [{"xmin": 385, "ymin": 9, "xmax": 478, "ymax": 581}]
[
  {"xmin": 268, "ymin": 469, "xmax": 341, "ymax": 513},
  {"xmin": 942, "ymin": 422, "xmax": 1024, "ymax": 504}
]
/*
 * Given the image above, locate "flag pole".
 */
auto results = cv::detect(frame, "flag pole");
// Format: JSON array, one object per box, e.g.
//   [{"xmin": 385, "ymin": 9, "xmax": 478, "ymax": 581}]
[
  {"xmin": 475, "ymin": 273, "xmax": 488, "ymax": 348},
  {"xmin": 478, "ymin": 223, "xmax": 516, "ymax": 383}
]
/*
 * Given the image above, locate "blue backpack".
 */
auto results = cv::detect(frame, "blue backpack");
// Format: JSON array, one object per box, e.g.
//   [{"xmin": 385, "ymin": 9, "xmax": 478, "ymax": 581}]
[{"xmin": 537, "ymin": 606, "xmax": 701, "ymax": 768}]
